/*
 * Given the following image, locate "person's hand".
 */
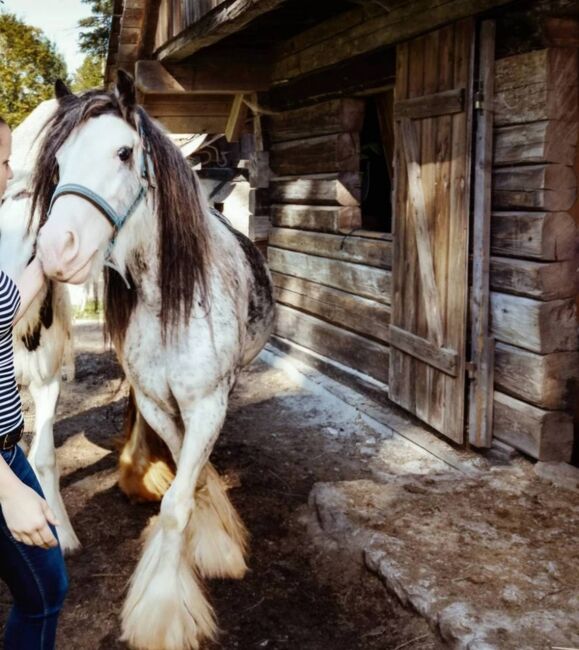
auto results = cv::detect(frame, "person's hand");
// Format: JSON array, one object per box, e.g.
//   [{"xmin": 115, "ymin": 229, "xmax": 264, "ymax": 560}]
[{"xmin": 1, "ymin": 481, "xmax": 60, "ymax": 548}]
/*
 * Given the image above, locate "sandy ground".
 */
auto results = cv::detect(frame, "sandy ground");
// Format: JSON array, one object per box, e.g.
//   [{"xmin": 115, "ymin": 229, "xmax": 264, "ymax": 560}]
[{"xmin": 2, "ymin": 322, "xmax": 446, "ymax": 650}]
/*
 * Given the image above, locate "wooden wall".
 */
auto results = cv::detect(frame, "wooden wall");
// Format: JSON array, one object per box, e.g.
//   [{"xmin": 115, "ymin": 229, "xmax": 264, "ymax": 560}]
[
  {"xmin": 155, "ymin": 0, "xmax": 227, "ymax": 50},
  {"xmin": 490, "ymin": 46, "xmax": 578, "ymax": 461},
  {"xmin": 265, "ymin": 98, "xmax": 393, "ymax": 384}
]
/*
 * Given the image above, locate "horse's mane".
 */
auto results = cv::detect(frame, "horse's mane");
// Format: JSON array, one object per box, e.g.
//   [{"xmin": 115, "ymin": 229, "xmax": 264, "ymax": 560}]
[{"xmin": 31, "ymin": 89, "xmax": 211, "ymax": 345}]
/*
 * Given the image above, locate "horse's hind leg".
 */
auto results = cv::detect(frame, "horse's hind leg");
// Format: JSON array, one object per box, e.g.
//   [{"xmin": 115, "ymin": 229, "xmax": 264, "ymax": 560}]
[
  {"xmin": 119, "ymin": 388, "xmax": 175, "ymax": 502},
  {"xmin": 121, "ymin": 390, "xmax": 220, "ymax": 650},
  {"xmin": 187, "ymin": 461, "xmax": 248, "ymax": 580},
  {"xmin": 27, "ymin": 378, "xmax": 81, "ymax": 553}
]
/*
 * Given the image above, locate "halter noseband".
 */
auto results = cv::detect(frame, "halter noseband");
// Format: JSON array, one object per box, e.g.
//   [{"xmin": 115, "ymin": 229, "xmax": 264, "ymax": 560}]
[{"xmin": 46, "ymin": 125, "xmax": 155, "ymax": 284}]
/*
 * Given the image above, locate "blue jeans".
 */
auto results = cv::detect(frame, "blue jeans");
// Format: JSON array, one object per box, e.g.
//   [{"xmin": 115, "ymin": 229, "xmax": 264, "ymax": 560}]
[{"xmin": 0, "ymin": 445, "xmax": 68, "ymax": 649}]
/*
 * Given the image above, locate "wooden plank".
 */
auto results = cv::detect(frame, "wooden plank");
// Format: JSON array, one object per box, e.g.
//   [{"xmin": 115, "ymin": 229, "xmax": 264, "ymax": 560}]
[
  {"xmin": 490, "ymin": 292, "xmax": 578, "ymax": 353},
  {"xmin": 268, "ymin": 247, "xmax": 391, "ymax": 304},
  {"xmin": 272, "ymin": 272, "xmax": 391, "ymax": 343},
  {"xmin": 398, "ymin": 116, "xmax": 444, "ymax": 346},
  {"xmin": 494, "ymin": 82, "xmax": 578, "ymax": 127},
  {"xmin": 136, "ymin": 57, "xmax": 272, "ymax": 95},
  {"xmin": 269, "ymin": 173, "xmax": 361, "ymax": 206},
  {"xmin": 270, "ymin": 204, "xmax": 362, "ymax": 234},
  {"xmin": 157, "ymin": 0, "xmax": 290, "ymax": 61},
  {"xmin": 266, "ymin": 99, "xmax": 365, "ymax": 143},
  {"xmin": 490, "ymin": 211, "xmax": 576, "ymax": 261},
  {"xmin": 275, "ymin": 303, "xmax": 390, "ymax": 383},
  {"xmin": 489, "ymin": 257, "xmax": 576, "ymax": 300},
  {"xmin": 272, "ymin": 0, "xmax": 513, "ymax": 83},
  {"xmin": 269, "ymin": 228, "xmax": 392, "ymax": 268},
  {"xmin": 494, "ymin": 121, "xmax": 578, "ymax": 167},
  {"xmin": 270, "ymin": 133, "xmax": 360, "ymax": 176},
  {"xmin": 389, "ymin": 324, "xmax": 458, "ymax": 376},
  {"xmin": 225, "ymin": 94, "xmax": 249, "ymax": 142},
  {"xmin": 493, "ymin": 391, "xmax": 573, "ymax": 462},
  {"xmin": 394, "ymin": 88, "xmax": 465, "ymax": 120},
  {"xmin": 542, "ymin": 17, "xmax": 579, "ymax": 48},
  {"xmin": 143, "ymin": 94, "xmax": 232, "ymax": 116},
  {"xmin": 148, "ymin": 115, "xmax": 228, "ymax": 133},
  {"xmin": 469, "ymin": 19, "xmax": 495, "ymax": 449},
  {"xmin": 495, "ymin": 342, "xmax": 579, "ymax": 410},
  {"xmin": 494, "ymin": 48, "xmax": 578, "ymax": 92}
]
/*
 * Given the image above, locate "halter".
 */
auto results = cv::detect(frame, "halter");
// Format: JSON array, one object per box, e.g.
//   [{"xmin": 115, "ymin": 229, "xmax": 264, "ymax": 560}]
[{"xmin": 46, "ymin": 124, "xmax": 156, "ymax": 285}]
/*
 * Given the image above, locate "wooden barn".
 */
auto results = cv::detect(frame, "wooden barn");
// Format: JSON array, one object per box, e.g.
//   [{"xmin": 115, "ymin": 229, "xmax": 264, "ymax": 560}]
[{"xmin": 105, "ymin": 0, "xmax": 579, "ymax": 462}]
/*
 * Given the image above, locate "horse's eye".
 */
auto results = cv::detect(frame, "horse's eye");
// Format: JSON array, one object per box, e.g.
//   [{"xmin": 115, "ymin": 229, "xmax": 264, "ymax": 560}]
[{"xmin": 118, "ymin": 146, "xmax": 133, "ymax": 162}]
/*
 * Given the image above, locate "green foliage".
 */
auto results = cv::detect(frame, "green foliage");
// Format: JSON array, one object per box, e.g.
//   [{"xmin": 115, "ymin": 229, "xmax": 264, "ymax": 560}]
[
  {"xmin": 73, "ymin": 55, "xmax": 104, "ymax": 91},
  {"xmin": 78, "ymin": 0, "xmax": 113, "ymax": 59},
  {"xmin": 0, "ymin": 12, "xmax": 68, "ymax": 127}
]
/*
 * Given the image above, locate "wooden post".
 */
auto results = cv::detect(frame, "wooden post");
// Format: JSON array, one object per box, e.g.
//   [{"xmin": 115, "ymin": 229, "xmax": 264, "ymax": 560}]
[
  {"xmin": 248, "ymin": 93, "xmax": 271, "ymax": 245},
  {"xmin": 468, "ymin": 20, "xmax": 496, "ymax": 448}
]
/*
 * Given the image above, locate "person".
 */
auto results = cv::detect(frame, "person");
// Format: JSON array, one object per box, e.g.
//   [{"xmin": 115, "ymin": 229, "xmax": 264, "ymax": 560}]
[{"xmin": 0, "ymin": 116, "xmax": 68, "ymax": 649}]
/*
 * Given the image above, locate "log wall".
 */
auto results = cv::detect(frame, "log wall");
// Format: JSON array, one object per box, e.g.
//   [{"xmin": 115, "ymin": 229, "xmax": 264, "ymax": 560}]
[
  {"xmin": 490, "ymin": 45, "xmax": 578, "ymax": 461},
  {"xmin": 265, "ymin": 98, "xmax": 392, "ymax": 384}
]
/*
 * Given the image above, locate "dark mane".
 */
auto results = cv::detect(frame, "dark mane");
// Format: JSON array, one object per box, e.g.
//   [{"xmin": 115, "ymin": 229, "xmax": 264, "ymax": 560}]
[{"xmin": 31, "ymin": 90, "xmax": 211, "ymax": 345}]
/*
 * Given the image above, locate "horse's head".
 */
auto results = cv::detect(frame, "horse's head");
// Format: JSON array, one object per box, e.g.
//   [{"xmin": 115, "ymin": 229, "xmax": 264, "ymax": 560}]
[{"xmin": 36, "ymin": 72, "xmax": 154, "ymax": 284}]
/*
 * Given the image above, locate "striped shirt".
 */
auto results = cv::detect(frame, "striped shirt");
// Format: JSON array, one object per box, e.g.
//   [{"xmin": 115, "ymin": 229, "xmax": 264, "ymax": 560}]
[{"xmin": 0, "ymin": 271, "xmax": 23, "ymax": 435}]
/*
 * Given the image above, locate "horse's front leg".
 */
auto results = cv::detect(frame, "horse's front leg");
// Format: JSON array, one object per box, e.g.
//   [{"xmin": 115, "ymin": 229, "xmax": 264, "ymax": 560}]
[
  {"xmin": 121, "ymin": 388, "xmax": 230, "ymax": 650},
  {"xmin": 27, "ymin": 378, "xmax": 80, "ymax": 553}
]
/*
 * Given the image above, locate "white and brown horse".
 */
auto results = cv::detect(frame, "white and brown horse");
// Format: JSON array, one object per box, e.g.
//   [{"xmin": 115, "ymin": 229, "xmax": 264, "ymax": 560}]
[
  {"xmin": 35, "ymin": 73, "xmax": 275, "ymax": 649},
  {"xmin": 0, "ymin": 99, "xmax": 78, "ymax": 552}
]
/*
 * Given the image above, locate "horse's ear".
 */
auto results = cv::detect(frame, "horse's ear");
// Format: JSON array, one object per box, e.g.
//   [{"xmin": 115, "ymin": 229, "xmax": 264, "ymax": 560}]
[
  {"xmin": 115, "ymin": 69, "xmax": 136, "ymax": 121},
  {"xmin": 55, "ymin": 79, "xmax": 73, "ymax": 100}
]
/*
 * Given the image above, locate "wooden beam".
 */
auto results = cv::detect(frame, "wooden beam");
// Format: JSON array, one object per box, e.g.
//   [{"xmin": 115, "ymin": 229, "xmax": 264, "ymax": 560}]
[
  {"xmin": 135, "ymin": 56, "xmax": 272, "ymax": 95},
  {"xmin": 270, "ymin": 133, "xmax": 360, "ymax": 176},
  {"xmin": 273, "ymin": 272, "xmax": 391, "ymax": 344},
  {"xmin": 469, "ymin": 19, "xmax": 495, "ymax": 449},
  {"xmin": 269, "ymin": 228, "xmax": 392, "ymax": 268},
  {"xmin": 495, "ymin": 342, "xmax": 579, "ymax": 410},
  {"xmin": 225, "ymin": 94, "xmax": 249, "ymax": 142},
  {"xmin": 490, "ymin": 211, "xmax": 576, "ymax": 261},
  {"xmin": 489, "ymin": 257, "xmax": 576, "ymax": 300},
  {"xmin": 270, "ymin": 204, "xmax": 361, "ymax": 234},
  {"xmin": 493, "ymin": 391, "xmax": 573, "ymax": 462},
  {"xmin": 266, "ymin": 99, "xmax": 365, "ymax": 143},
  {"xmin": 268, "ymin": 247, "xmax": 392, "ymax": 304},
  {"xmin": 157, "ymin": 0, "xmax": 290, "ymax": 61},
  {"xmin": 389, "ymin": 325, "xmax": 458, "ymax": 376},
  {"xmin": 542, "ymin": 17, "xmax": 579, "ymax": 48},
  {"xmin": 275, "ymin": 303, "xmax": 390, "ymax": 384},
  {"xmin": 490, "ymin": 292, "xmax": 577, "ymax": 354},
  {"xmin": 394, "ymin": 88, "xmax": 465, "ymax": 120},
  {"xmin": 269, "ymin": 173, "xmax": 361, "ymax": 207},
  {"xmin": 494, "ymin": 121, "xmax": 578, "ymax": 167}
]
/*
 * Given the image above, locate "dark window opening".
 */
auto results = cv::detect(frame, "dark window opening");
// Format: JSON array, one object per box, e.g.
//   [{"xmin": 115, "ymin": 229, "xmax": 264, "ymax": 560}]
[{"xmin": 360, "ymin": 91, "xmax": 394, "ymax": 232}]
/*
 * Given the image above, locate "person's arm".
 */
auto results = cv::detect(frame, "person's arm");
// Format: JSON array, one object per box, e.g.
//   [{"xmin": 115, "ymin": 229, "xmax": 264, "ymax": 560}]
[
  {"xmin": 14, "ymin": 257, "xmax": 45, "ymax": 323},
  {"xmin": 0, "ymin": 454, "xmax": 59, "ymax": 548}
]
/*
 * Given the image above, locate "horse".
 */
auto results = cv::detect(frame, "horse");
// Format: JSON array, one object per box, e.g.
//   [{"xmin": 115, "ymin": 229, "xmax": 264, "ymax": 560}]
[
  {"xmin": 0, "ymin": 99, "xmax": 78, "ymax": 552},
  {"xmin": 34, "ymin": 72, "xmax": 276, "ymax": 650}
]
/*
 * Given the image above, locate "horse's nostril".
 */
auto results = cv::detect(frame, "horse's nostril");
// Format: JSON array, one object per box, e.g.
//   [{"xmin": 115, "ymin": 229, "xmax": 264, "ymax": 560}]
[{"xmin": 56, "ymin": 270, "xmax": 64, "ymax": 278}]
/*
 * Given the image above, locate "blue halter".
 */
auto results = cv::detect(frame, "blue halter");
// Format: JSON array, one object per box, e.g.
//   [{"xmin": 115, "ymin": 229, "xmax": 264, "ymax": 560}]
[{"xmin": 46, "ymin": 127, "xmax": 155, "ymax": 284}]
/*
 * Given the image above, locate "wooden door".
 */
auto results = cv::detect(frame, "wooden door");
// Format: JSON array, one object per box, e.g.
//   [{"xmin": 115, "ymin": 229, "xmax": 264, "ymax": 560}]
[{"xmin": 389, "ymin": 20, "xmax": 475, "ymax": 443}]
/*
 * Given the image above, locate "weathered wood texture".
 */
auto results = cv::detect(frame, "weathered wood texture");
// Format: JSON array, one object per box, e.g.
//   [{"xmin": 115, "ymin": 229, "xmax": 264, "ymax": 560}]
[
  {"xmin": 266, "ymin": 99, "xmax": 365, "ymax": 143},
  {"xmin": 275, "ymin": 303, "xmax": 390, "ymax": 383},
  {"xmin": 389, "ymin": 21, "xmax": 474, "ymax": 443},
  {"xmin": 141, "ymin": 92, "xmax": 232, "ymax": 132},
  {"xmin": 490, "ymin": 211, "xmax": 576, "ymax": 261},
  {"xmin": 155, "ymin": 0, "xmax": 228, "ymax": 50},
  {"xmin": 493, "ymin": 391, "xmax": 573, "ymax": 462},
  {"xmin": 269, "ymin": 173, "xmax": 361, "ymax": 207},
  {"xmin": 494, "ymin": 48, "xmax": 578, "ymax": 126},
  {"xmin": 494, "ymin": 342, "xmax": 579, "ymax": 410},
  {"xmin": 494, "ymin": 121, "xmax": 578, "ymax": 166},
  {"xmin": 492, "ymin": 164, "xmax": 577, "ymax": 211},
  {"xmin": 271, "ymin": 204, "xmax": 362, "ymax": 234},
  {"xmin": 269, "ymin": 228, "xmax": 392, "ymax": 269},
  {"xmin": 270, "ymin": 133, "xmax": 361, "ymax": 176},
  {"xmin": 490, "ymin": 292, "xmax": 577, "ymax": 354},
  {"xmin": 489, "ymin": 257, "xmax": 576, "ymax": 300},
  {"xmin": 272, "ymin": 272, "xmax": 391, "ymax": 344},
  {"xmin": 272, "ymin": 0, "xmax": 513, "ymax": 82},
  {"xmin": 268, "ymin": 247, "xmax": 391, "ymax": 304},
  {"xmin": 468, "ymin": 19, "xmax": 495, "ymax": 448}
]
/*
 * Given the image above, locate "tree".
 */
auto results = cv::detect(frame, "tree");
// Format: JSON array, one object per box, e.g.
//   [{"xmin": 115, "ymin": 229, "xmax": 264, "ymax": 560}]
[
  {"xmin": 78, "ymin": 0, "xmax": 113, "ymax": 60},
  {"xmin": 0, "ymin": 12, "xmax": 68, "ymax": 127},
  {"xmin": 73, "ymin": 55, "xmax": 104, "ymax": 91}
]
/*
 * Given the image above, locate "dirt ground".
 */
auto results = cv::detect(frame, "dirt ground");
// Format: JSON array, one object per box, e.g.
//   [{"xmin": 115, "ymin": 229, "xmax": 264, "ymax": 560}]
[{"xmin": 2, "ymin": 322, "xmax": 445, "ymax": 650}]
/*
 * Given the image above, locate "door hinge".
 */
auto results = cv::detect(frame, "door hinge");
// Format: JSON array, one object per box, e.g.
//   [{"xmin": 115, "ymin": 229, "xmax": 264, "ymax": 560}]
[{"xmin": 474, "ymin": 90, "xmax": 484, "ymax": 111}]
